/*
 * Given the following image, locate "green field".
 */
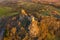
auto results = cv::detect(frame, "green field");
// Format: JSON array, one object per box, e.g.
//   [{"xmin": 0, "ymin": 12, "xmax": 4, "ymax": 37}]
[{"xmin": 0, "ymin": 7, "xmax": 18, "ymax": 17}]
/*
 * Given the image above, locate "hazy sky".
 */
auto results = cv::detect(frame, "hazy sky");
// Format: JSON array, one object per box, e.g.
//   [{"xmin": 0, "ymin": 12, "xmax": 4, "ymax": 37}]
[
  {"xmin": 0, "ymin": 0, "xmax": 60, "ymax": 3},
  {"xmin": 0, "ymin": 0, "xmax": 19, "ymax": 2},
  {"xmin": 0, "ymin": 0, "xmax": 4, "ymax": 2}
]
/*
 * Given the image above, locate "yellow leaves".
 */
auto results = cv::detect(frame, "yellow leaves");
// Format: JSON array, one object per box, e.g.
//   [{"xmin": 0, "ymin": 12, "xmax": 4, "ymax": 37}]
[
  {"xmin": 22, "ymin": 33, "xmax": 29, "ymax": 40},
  {"xmin": 29, "ymin": 19, "xmax": 40, "ymax": 37},
  {"xmin": 31, "ymin": 16, "xmax": 35, "ymax": 22},
  {"xmin": 46, "ymin": 33, "xmax": 55, "ymax": 40},
  {"xmin": 29, "ymin": 26, "xmax": 40, "ymax": 37},
  {"xmin": 11, "ymin": 27, "xmax": 16, "ymax": 34},
  {"xmin": 4, "ymin": 37, "xmax": 9, "ymax": 40},
  {"xmin": 10, "ymin": 33, "xmax": 13, "ymax": 37},
  {"xmin": 21, "ymin": 9, "xmax": 27, "ymax": 16}
]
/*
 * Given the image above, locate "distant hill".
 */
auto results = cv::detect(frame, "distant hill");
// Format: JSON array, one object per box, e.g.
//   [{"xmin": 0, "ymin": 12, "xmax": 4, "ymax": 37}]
[{"xmin": 0, "ymin": 0, "xmax": 60, "ymax": 7}]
